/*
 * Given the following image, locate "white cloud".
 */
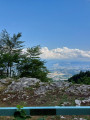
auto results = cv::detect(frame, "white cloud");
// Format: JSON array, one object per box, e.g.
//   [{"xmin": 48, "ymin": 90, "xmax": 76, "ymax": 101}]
[
  {"xmin": 22, "ymin": 48, "xmax": 27, "ymax": 54},
  {"xmin": 40, "ymin": 47, "xmax": 90, "ymax": 61}
]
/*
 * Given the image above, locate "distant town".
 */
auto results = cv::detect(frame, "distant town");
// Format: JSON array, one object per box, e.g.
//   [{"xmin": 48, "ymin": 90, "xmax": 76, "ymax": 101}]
[{"xmin": 46, "ymin": 61, "xmax": 90, "ymax": 81}]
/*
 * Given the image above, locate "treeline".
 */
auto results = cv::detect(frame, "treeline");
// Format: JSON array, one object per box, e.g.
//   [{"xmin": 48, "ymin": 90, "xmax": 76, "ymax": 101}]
[
  {"xmin": 68, "ymin": 71, "xmax": 90, "ymax": 85},
  {"xmin": 0, "ymin": 29, "xmax": 50, "ymax": 82}
]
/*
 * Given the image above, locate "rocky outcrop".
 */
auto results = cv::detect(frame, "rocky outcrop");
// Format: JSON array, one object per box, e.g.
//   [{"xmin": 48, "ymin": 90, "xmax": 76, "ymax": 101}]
[
  {"xmin": 4, "ymin": 77, "xmax": 41, "ymax": 93},
  {"xmin": 0, "ymin": 78, "xmax": 12, "ymax": 84},
  {"xmin": 0, "ymin": 77, "xmax": 90, "ymax": 98},
  {"xmin": 1, "ymin": 77, "xmax": 71, "ymax": 94},
  {"xmin": 65, "ymin": 84, "xmax": 90, "ymax": 96},
  {"xmin": 34, "ymin": 81, "xmax": 71, "ymax": 95}
]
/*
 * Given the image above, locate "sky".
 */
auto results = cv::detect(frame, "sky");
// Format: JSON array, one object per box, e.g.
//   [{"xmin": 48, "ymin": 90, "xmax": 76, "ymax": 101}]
[{"xmin": 0, "ymin": 0, "xmax": 90, "ymax": 61}]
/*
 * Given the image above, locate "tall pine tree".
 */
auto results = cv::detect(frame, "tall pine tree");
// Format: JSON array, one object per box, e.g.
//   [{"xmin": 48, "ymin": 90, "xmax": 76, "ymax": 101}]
[{"xmin": 0, "ymin": 29, "xmax": 23, "ymax": 77}]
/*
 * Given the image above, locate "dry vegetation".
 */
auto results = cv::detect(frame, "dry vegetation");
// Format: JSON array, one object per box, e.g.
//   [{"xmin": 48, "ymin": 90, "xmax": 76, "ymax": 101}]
[{"xmin": 0, "ymin": 86, "xmax": 90, "ymax": 120}]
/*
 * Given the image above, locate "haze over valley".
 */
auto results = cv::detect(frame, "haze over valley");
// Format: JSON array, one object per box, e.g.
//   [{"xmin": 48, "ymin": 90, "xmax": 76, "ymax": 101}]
[{"xmin": 46, "ymin": 61, "xmax": 90, "ymax": 81}]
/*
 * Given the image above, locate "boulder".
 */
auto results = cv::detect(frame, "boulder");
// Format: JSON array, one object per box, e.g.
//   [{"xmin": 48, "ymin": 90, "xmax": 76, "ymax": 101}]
[{"xmin": 75, "ymin": 99, "xmax": 81, "ymax": 106}]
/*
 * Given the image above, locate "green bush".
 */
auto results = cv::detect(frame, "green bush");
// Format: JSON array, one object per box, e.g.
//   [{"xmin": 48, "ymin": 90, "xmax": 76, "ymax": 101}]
[{"xmin": 18, "ymin": 59, "xmax": 50, "ymax": 82}]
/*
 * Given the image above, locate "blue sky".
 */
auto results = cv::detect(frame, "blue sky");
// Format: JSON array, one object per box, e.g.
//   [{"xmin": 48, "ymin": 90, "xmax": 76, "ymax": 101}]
[{"xmin": 0, "ymin": 0, "xmax": 90, "ymax": 61}]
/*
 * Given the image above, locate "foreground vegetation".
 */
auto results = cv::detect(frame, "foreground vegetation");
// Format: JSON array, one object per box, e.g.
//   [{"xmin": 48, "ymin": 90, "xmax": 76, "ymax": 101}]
[
  {"xmin": 0, "ymin": 77, "xmax": 90, "ymax": 120},
  {"xmin": 0, "ymin": 87, "xmax": 90, "ymax": 120},
  {"xmin": 68, "ymin": 71, "xmax": 90, "ymax": 85}
]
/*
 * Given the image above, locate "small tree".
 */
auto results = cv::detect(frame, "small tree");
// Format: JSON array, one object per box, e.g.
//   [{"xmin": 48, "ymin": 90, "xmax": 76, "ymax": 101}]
[
  {"xmin": 17, "ymin": 46, "xmax": 50, "ymax": 82},
  {"xmin": 0, "ymin": 29, "xmax": 24, "ymax": 77}
]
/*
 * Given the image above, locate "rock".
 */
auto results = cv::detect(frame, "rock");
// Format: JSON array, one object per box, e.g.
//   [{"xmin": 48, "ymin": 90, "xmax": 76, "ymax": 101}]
[
  {"xmin": 0, "ymin": 78, "xmax": 12, "ymax": 84},
  {"xmin": 51, "ymin": 81, "xmax": 71, "ymax": 88},
  {"xmin": 60, "ymin": 115, "xmax": 66, "ymax": 119},
  {"xmin": 34, "ymin": 85, "xmax": 48, "ymax": 95},
  {"xmin": 75, "ymin": 99, "xmax": 81, "ymax": 106},
  {"xmin": 74, "ymin": 118, "xmax": 78, "ymax": 120},
  {"xmin": 1, "ymin": 77, "xmax": 90, "ymax": 99},
  {"xmin": 34, "ymin": 81, "xmax": 71, "ymax": 95},
  {"xmin": 0, "ymin": 83, "xmax": 3, "ymax": 87},
  {"xmin": 79, "ymin": 118, "xmax": 87, "ymax": 120},
  {"xmin": 18, "ymin": 77, "xmax": 40, "ymax": 85},
  {"xmin": 81, "ymin": 97, "xmax": 90, "ymax": 104},
  {"xmin": 74, "ymin": 117, "xmax": 87, "ymax": 120},
  {"xmin": 4, "ymin": 77, "xmax": 41, "ymax": 93},
  {"xmin": 3, "ymin": 98, "xmax": 7, "ymax": 101},
  {"xmin": 61, "ymin": 102, "xmax": 71, "ymax": 106},
  {"xmin": 66, "ymin": 84, "xmax": 90, "ymax": 96}
]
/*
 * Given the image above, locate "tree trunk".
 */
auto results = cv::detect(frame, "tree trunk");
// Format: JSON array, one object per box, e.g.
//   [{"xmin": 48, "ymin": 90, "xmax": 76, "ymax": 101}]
[
  {"xmin": 7, "ymin": 68, "xmax": 9, "ymax": 77},
  {"xmin": 7, "ymin": 63, "xmax": 9, "ymax": 77},
  {"xmin": 10, "ymin": 66, "xmax": 11, "ymax": 77}
]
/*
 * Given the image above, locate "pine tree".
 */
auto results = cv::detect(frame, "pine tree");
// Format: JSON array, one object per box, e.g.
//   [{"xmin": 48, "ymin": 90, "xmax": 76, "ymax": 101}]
[
  {"xmin": 0, "ymin": 29, "xmax": 23, "ymax": 77},
  {"xmin": 17, "ymin": 46, "xmax": 50, "ymax": 82}
]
